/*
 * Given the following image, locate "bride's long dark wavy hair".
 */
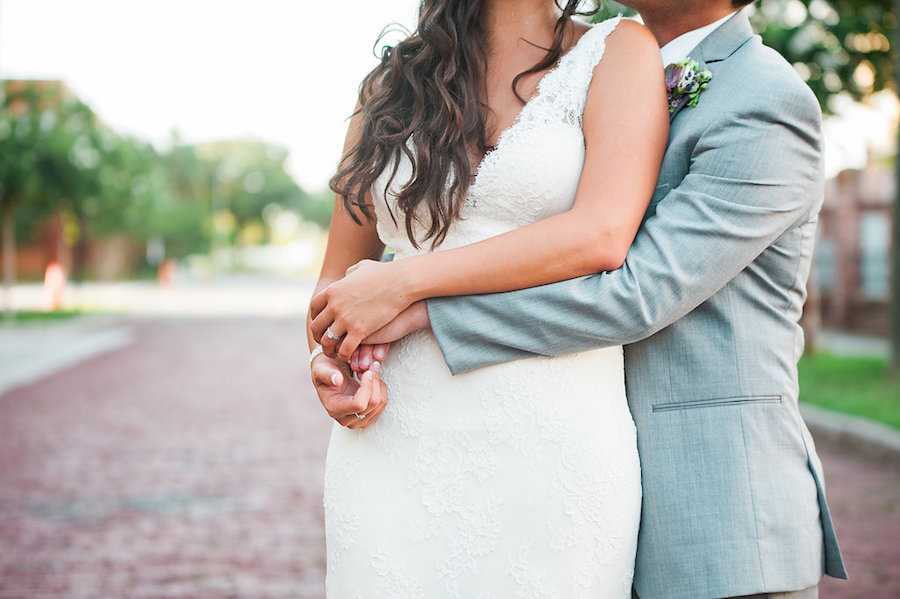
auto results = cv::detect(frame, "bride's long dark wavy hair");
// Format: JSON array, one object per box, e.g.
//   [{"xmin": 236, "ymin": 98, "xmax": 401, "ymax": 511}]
[{"xmin": 329, "ymin": 0, "xmax": 600, "ymax": 249}]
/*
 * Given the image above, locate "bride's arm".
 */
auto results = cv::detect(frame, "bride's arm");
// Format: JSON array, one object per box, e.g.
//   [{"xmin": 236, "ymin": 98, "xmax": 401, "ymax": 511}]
[
  {"xmin": 307, "ymin": 101, "xmax": 393, "ymax": 430},
  {"xmin": 312, "ymin": 21, "xmax": 667, "ymax": 359},
  {"xmin": 306, "ymin": 103, "xmax": 386, "ymax": 354}
]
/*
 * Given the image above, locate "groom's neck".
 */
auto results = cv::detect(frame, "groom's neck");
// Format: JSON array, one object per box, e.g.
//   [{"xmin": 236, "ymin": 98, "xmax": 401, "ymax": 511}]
[{"xmin": 639, "ymin": 2, "xmax": 738, "ymax": 47}]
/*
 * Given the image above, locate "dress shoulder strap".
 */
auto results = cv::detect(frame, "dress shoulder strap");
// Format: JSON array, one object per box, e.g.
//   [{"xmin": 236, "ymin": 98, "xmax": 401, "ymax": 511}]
[
  {"xmin": 516, "ymin": 16, "xmax": 625, "ymax": 129},
  {"xmin": 493, "ymin": 16, "xmax": 626, "ymax": 142},
  {"xmin": 554, "ymin": 16, "xmax": 625, "ymax": 116}
]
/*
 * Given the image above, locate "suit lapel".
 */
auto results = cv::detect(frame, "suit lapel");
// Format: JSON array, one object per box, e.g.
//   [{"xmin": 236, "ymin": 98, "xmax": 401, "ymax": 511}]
[
  {"xmin": 669, "ymin": 11, "xmax": 756, "ymax": 123},
  {"xmin": 695, "ymin": 10, "xmax": 756, "ymax": 65}
]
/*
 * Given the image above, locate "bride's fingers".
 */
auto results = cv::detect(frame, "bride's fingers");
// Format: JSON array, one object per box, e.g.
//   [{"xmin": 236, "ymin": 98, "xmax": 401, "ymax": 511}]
[
  {"xmin": 354, "ymin": 367, "xmax": 387, "ymax": 429},
  {"xmin": 310, "ymin": 306, "xmax": 334, "ymax": 344},
  {"xmin": 311, "ymin": 359, "xmax": 343, "ymax": 389},
  {"xmin": 335, "ymin": 368, "xmax": 387, "ymax": 430},
  {"xmin": 334, "ymin": 380, "xmax": 371, "ymax": 428},
  {"xmin": 356, "ymin": 397, "xmax": 387, "ymax": 429},
  {"xmin": 350, "ymin": 348, "xmax": 361, "ymax": 374},
  {"xmin": 316, "ymin": 316, "xmax": 347, "ymax": 359},
  {"xmin": 309, "ymin": 288, "xmax": 328, "ymax": 320},
  {"xmin": 322, "ymin": 330, "xmax": 346, "ymax": 359},
  {"xmin": 337, "ymin": 330, "xmax": 364, "ymax": 363},
  {"xmin": 337, "ymin": 413, "xmax": 363, "ymax": 428},
  {"xmin": 344, "ymin": 371, "xmax": 376, "ymax": 429}
]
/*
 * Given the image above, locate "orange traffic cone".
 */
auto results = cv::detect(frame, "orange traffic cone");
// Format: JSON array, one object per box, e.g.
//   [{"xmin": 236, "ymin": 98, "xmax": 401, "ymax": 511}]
[
  {"xmin": 43, "ymin": 261, "xmax": 66, "ymax": 311},
  {"xmin": 157, "ymin": 258, "xmax": 176, "ymax": 286}
]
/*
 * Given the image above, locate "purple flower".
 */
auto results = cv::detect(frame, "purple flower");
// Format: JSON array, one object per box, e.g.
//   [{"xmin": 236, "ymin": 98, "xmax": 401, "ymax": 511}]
[{"xmin": 665, "ymin": 58, "xmax": 713, "ymax": 115}]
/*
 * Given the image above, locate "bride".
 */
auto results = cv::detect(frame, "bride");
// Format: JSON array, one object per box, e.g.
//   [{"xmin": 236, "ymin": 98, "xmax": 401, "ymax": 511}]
[{"xmin": 307, "ymin": 0, "xmax": 667, "ymax": 596}]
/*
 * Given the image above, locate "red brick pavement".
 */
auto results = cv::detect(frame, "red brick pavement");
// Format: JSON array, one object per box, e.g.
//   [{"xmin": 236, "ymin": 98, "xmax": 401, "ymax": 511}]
[
  {"xmin": 0, "ymin": 319, "xmax": 330, "ymax": 599},
  {"xmin": 0, "ymin": 318, "xmax": 896, "ymax": 598},
  {"xmin": 816, "ymin": 445, "xmax": 900, "ymax": 599}
]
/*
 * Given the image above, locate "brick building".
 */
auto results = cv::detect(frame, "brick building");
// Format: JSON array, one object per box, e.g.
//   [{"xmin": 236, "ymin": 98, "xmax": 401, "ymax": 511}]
[{"xmin": 816, "ymin": 166, "xmax": 894, "ymax": 335}]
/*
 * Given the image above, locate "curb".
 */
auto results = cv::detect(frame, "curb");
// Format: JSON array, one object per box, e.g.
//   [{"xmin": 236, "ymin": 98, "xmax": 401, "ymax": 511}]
[
  {"xmin": 801, "ymin": 403, "xmax": 900, "ymax": 463},
  {"xmin": 0, "ymin": 314, "xmax": 134, "ymax": 397}
]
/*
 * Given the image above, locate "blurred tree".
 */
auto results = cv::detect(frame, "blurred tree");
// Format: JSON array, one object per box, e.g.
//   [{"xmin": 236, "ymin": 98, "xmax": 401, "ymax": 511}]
[
  {"xmin": 1, "ymin": 81, "xmax": 316, "ymax": 288},
  {"xmin": 593, "ymin": 2, "xmax": 636, "ymax": 22},
  {"xmin": 748, "ymin": 0, "xmax": 893, "ymax": 109},
  {"xmin": 38, "ymin": 98, "xmax": 115, "ymax": 282},
  {"xmin": 0, "ymin": 82, "xmax": 73, "ymax": 316},
  {"xmin": 159, "ymin": 141, "xmax": 216, "ymax": 259},
  {"xmin": 594, "ymin": 0, "xmax": 893, "ymax": 106},
  {"xmin": 196, "ymin": 139, "xmax": 307, "ymax": 254},
  {"xmin": 303, "ymin": 188, "xmax": 338, "ymax": 228}
]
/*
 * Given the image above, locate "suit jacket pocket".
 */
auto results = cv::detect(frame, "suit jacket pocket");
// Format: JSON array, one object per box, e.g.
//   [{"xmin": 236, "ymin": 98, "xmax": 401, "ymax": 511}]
[{"xmin": 652, "ymin": 395, "xmax": 782, "ymax": 413}]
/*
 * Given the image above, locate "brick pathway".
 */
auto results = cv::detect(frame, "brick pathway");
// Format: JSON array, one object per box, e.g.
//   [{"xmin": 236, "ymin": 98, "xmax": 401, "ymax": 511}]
[{"xmin": 0, "ymin": 319, "xmax": 896, "ymax": 598}]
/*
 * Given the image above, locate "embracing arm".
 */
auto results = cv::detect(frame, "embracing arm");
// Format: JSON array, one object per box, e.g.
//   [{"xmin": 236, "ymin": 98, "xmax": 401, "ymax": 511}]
[
  {"xmin": 428, "ymin": 74, "xmax": 825, "ymax": 374},
  {"xmin": 311, "ymin": 21, "xmax": 667, "ymax": 359}
]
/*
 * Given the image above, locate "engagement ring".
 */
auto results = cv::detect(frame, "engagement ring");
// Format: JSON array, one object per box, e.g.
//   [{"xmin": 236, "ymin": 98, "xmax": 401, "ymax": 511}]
[
  {"xmin": 354, "ymin": 412, "xmax": 365, "ymax": 419},
  {"xmin": 325, "ymin": 327, "xmax": 344, "ymax": 341}
]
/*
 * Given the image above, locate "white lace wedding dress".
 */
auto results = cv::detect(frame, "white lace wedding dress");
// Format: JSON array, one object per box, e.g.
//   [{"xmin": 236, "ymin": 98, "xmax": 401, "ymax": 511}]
[{"xmin": 324, "ymin": 17, "xmax": 640, "ymax": 598}]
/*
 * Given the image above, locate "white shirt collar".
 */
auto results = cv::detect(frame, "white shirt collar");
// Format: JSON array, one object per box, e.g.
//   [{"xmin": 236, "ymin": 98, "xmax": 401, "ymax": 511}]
[{"xmin": 659, "ymin": 11, "xmax": 737, "ymax": 66}]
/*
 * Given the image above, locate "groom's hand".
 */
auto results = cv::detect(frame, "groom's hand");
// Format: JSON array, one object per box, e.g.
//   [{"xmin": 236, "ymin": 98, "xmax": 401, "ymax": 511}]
[
  {"xmin": 311, "ymin": 354, "xmax": 387, "ymax": 429},
  {"xmin": 347, "ymin": 302, "xmax": 431, "ymax": 373},
  {"xmin": 364, "ymin": 300, "xmax": 431, "ymax": 344}
]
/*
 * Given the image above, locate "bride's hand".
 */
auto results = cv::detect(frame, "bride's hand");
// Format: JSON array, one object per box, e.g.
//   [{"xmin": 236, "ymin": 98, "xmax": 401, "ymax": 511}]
[{"xmin": 310, "ymin": 259, "xmax": 414, "ymax": 361}]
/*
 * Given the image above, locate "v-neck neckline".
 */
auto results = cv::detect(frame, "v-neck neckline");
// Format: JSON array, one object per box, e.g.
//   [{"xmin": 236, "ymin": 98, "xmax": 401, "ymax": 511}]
[{"xmin": 472, "ymin": 23, "xmax": 597, "ymax": 187}]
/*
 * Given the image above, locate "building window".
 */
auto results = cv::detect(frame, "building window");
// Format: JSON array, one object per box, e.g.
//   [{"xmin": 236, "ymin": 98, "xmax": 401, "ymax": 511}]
[{"xmin": 859, "ymin": 211, "xmax": 890, "ymax": 301}]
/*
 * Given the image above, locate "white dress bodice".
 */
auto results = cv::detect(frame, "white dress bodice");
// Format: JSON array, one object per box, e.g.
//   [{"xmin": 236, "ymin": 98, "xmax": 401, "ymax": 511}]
[{"xmin": 373, "ymin": 18, "xmax": 623, "ymax": 255}]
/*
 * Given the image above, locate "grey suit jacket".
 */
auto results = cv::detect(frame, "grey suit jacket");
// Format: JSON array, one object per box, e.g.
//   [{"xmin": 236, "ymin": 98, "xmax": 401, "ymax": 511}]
[{"xmin": 426, "ymin": 12, "xmax": 847, "ymax": 599}]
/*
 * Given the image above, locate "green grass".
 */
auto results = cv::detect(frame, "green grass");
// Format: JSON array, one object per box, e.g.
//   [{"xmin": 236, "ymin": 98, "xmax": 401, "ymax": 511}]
[
  {"xmin": 799, "ymin": 353, "xmax": 900, "ymax": 430},
  {"xmin": 4, "ymin": 309, "xmax": 85, "ymax": 323}
]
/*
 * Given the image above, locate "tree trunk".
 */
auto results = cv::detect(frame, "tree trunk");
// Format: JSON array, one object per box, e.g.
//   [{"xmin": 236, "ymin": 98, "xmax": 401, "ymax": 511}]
[
  {"xmin": 801, "ymin": 254, "xmax": 821, "ymax": 354},
  {"xmin": 1, "ymin": 199, "xmax": 16, "ymax": 322},
  {"xmin": 892, "ymin": 123, "xmax": 900, "ymax": 373},
  {"xmin": 892, "ymin": 0, "xmax": 900, "ymax": 374},
  {"xmin": 71, "ymin": 213, "xmax": 89, "ymax": 284}
]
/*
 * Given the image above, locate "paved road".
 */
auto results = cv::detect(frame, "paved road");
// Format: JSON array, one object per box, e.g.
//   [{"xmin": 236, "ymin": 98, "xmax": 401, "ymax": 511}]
[{"xmin": 0, "ymin": 319, "xmax": 896, "ymax": 598}]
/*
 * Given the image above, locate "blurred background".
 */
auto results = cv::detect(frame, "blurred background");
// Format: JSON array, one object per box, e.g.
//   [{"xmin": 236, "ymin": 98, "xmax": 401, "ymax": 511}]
[{"xmin": 0, "ymin": 1, "xmax": 897, "ymax": 598}]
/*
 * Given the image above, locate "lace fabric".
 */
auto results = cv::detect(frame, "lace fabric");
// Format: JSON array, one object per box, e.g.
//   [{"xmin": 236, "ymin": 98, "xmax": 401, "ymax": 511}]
[{"xmin": 325, "ymin": 17, "xmax": 640, "ymax": 598}]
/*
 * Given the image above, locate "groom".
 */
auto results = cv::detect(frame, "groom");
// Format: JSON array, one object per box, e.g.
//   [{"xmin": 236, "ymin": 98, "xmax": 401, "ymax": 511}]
[{"xmin": 311, "ymin": 0, "xmax": 848, "ymax": 597}]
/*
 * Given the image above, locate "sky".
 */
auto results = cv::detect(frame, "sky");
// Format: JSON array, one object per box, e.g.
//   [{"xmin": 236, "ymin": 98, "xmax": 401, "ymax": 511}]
[
  {"xmin": 1, "ymin": 0, "xmax": 895, "ymax": 190},
  {"xmin": 0, "ymin": 0, "xmax": 420, "ymax": 192}
]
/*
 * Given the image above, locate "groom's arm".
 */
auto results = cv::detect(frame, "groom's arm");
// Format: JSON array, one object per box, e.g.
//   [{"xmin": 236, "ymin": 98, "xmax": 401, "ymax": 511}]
[{"xmin": 427, "ymin": 81, "xmax": 823, "ymax": 375}]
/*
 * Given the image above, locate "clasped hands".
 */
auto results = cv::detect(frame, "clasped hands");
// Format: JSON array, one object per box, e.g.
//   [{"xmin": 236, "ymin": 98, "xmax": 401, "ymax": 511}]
[{"xmin": 309, "ymin": 259, "xmax": 429, "ymax": 428}]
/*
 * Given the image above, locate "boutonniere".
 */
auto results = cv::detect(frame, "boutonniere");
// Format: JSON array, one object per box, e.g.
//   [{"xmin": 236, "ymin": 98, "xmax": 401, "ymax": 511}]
[{"xmin": 665, "ymin": 58, "xmax": 713, "ymax": 115}]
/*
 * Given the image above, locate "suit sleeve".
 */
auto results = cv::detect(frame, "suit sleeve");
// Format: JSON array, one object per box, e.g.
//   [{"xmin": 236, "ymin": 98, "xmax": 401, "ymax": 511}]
[{"xmin": 427, "ymin": 83, "xmax": 824, "ymax": 375}]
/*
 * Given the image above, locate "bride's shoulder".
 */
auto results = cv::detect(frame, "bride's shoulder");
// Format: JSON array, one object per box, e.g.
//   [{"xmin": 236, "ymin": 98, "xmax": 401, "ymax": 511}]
[
  {"xmin": 581, "ymin": 17, "xmax": 659, "ymax": 77},
  {"xmin": 568, "ymin": 17, "xmax": 653, "ymax": 53},
  {"xmin": 600, "ymin": 17, "xmax": 657, "ymax": 53},
  {"xmin": 581, "ymin": 18, "xmax": 664, "ymax": 121}
]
